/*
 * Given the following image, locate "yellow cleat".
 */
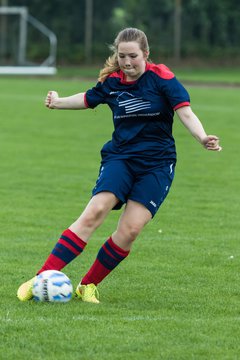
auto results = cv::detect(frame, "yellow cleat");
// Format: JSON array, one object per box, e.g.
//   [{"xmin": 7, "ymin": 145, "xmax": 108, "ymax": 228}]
[
  {"xmin": 17, "ymin": 277, "xmax": 36, "ymax": 301},
  {"xmin": 75, "ymin": 283, "xmax": 100, "ymax": 304}
]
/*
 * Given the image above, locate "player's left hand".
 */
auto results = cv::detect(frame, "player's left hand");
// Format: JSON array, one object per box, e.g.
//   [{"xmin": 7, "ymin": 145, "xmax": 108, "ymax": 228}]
[{"xmin": 202, "ymin": 135, "xmax": 222, "ymax": 151}]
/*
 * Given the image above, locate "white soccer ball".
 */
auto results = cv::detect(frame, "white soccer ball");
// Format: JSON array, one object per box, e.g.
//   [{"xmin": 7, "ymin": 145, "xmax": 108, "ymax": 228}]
[{"xmin": 33, "ymin": 270, "xmax": 73, "ymax": 303}]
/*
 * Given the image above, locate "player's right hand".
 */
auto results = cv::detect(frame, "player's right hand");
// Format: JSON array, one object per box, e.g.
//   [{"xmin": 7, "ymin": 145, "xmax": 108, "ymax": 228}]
[{"xmin": 45, "ymin": 91, "xmax": 59, "ymax": 108}]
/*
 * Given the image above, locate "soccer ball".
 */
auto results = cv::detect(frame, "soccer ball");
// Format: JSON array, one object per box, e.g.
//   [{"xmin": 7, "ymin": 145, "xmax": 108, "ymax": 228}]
[{"xmin": 33, "ymin": 270, "xmax": 73, "ymax": 303}]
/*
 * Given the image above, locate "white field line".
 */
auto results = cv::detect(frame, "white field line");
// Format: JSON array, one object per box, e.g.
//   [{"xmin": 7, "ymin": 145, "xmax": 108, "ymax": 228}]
[
  {"xmin": 72, "ymin": 315, "xmax": 162, "ymax": 322},
  {"xmin": 1, "ymin": 315, "xmax": 163, "ymax": 323},
  {"xmin": 2, "ymin": 314, "xmax": 240, "ymax": 323}
]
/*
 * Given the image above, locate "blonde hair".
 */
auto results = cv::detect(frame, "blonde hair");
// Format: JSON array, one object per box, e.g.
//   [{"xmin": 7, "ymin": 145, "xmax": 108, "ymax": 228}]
[{"xmin": 98, "ymin": 27, "xmax": 149, "ymax": 82}]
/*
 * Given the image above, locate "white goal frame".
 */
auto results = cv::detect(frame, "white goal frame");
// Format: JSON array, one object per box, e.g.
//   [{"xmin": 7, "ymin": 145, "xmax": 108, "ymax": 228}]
[{"xmin": 0, "ymin": 6, "xmax": 57, "ymax": 75}]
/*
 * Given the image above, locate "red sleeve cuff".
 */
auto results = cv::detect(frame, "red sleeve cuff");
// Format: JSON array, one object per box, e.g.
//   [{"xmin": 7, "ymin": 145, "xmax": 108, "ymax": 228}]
[
  {"xmin": 84, "ymin": 92, "xmax": 90, "ymax": 108},
  {"xmin": 173, "ymin": 102, "xmax": 190, "ymax": 111}
]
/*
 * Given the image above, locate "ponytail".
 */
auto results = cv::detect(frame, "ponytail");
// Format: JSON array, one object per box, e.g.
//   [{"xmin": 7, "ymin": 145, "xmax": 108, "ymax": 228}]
[{"xmin": 98, "ymin": 53, "xmax": 120, "ymax": 82}]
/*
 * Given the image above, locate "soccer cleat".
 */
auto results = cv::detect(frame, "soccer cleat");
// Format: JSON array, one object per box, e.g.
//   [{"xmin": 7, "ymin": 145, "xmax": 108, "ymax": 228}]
[
  {"xmin": 17, "ymin": 277, "xmax": 36, "ymax": 301},
  {"xmin": 75, "ymin": 283, "xmax": 100, "ymax": 304}
]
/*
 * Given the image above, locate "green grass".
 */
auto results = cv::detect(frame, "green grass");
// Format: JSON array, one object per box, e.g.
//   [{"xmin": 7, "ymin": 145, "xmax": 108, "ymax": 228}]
[
  {"xmin": 0, "ymin": 74, "xmax": 240, "ymax": 359},
  {"xmin": 174, "ymin": 67, "xmax": 240, "ymax": 85}
]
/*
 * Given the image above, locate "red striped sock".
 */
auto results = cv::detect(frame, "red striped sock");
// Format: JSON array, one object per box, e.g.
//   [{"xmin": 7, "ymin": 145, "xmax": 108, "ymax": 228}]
[
  {"xmin": 38, "ymin": 229, "xmax": 86, "ymax": 274},
  {"xmin": 81, "ymin": 237, "xmax": 129, "ymax": 285}
]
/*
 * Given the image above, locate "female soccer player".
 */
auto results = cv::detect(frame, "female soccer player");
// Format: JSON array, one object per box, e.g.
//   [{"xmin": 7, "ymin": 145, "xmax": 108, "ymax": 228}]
[{"xmin": 17, "ymin": 28, "xmax": 222, "ymax": 303}]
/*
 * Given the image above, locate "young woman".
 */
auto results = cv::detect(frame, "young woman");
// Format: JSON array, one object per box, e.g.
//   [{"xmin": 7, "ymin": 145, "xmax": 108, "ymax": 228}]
[{"xmin": 17, "ymin": 28, "xmax": 221, "ymax": 303}]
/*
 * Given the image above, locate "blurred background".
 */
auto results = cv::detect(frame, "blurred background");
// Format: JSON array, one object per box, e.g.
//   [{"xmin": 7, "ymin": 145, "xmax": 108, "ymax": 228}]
[
  {"xmin": 0, "ymin": 0, "xmax": 240, "ymax": 71},
  {"xmin": 1, "ymin": 3, "xmax": 240, "ymax": 358}
]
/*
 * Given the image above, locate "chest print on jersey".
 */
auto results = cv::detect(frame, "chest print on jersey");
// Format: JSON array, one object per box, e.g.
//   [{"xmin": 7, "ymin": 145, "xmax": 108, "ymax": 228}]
[{"xmin": 113, "ymin": 91, "xmax": 151, "ymax": 114}]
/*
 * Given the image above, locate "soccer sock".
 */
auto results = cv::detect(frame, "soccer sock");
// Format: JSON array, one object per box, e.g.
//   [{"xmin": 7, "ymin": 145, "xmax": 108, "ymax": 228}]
[
  {"xmin": 81, "ymin": 236, "xmax": 129, "ymax": 286},
  {"xmin": 37, "ymin": 229, "xmax": 87, "ymax": 274}
]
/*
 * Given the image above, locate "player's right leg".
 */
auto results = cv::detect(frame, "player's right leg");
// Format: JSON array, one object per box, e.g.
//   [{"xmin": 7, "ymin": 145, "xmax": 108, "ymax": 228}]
[{"xmin": 17, "ymin": 192, "xmax": 119, "ymax": 301}]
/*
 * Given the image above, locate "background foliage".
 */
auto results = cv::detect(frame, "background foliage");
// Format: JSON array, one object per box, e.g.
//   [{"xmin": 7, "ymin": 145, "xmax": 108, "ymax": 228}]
[{"xmin": 4, "ymin": 0, "xmax": 240, "ymax": 65}]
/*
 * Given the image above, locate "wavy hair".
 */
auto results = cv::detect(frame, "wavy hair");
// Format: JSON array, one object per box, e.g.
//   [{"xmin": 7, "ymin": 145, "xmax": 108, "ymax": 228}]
[{"xmin": 98, "ymin": 28, "xmax": 149, "ymax": 82}]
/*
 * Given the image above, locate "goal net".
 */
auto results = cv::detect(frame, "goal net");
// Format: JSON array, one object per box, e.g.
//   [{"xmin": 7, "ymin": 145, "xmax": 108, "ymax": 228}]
[{"xmin": 0, "ymin": 6, "xmax": 57, "ymax": 75}]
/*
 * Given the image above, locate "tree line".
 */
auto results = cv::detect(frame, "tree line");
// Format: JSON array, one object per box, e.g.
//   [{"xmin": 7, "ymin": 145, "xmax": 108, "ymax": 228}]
[{"xmin": 5, "ymin": 0, "xmax": 240, "ymax": 65}]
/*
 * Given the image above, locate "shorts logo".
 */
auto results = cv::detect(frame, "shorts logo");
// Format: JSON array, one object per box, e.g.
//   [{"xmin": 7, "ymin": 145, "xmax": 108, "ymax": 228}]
[
  {"xmin": 150, "ymin": 200, "xmax": 157, "ymax": 208},
  {"xmin": 94, "ymin": 166, "xmax": 104, "ymax": 189}
]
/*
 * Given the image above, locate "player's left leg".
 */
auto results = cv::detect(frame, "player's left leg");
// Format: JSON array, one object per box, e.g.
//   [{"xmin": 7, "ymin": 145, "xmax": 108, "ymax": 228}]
[
  {"xmin": 112, "ymin": 200, "xmax": 152, "ymax": 251},
  {"xmin": 76, "ymin": 200, "xmax": 152, "ymax": 303}
]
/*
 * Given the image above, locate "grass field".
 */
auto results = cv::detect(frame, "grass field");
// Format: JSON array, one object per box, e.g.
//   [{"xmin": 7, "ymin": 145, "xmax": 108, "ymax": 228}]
[{"xmin": 0, "ymin": 72, "xmax": 239, "ymax": 359}]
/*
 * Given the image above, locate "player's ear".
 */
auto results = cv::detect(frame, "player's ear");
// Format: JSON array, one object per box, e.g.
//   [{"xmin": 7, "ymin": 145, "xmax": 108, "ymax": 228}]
[{"xmin": 144, "ymin": 51, "xmax": 149, "ymax": 60}]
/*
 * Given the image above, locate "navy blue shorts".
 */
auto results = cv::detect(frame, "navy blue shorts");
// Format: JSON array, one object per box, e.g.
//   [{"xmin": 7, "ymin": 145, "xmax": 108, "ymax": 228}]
[{"xmin": 92, "ymin": 158, "xmax": 175, "ymax": 217}]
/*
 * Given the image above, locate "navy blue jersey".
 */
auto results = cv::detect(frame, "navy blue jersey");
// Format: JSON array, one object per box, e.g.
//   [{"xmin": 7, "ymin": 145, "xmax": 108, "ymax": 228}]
[{"xmin": 84, "ymin": 62, "xmax": 190, "ymax": 161}]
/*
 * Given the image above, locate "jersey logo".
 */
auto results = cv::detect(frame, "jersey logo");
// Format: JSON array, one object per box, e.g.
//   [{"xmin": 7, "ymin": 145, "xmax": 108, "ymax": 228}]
[{"xmin": 116, "ymin": 92, "xmax": 151, "ymax": 114}]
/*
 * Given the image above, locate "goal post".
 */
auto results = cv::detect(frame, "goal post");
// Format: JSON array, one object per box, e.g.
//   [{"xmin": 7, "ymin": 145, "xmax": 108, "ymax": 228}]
[{"xmin": 0, "ymin": 6, "xmax": 57, "ymax": 75}]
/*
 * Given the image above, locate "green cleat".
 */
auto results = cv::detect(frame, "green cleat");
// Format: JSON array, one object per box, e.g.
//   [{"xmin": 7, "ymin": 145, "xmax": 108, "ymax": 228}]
[
  {"xmin": 75, "ymin": 283, "xmax": 100, "ymax": 304},
  {"xmin": 17, "ymin": 277, "xmax": 36, "ymax": 301}
]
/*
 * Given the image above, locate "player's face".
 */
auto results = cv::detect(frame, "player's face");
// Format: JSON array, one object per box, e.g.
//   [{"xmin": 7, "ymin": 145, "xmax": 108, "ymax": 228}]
[{"xmin": 117, "ymin": 41, "xmax": 148, "ymax": 81}]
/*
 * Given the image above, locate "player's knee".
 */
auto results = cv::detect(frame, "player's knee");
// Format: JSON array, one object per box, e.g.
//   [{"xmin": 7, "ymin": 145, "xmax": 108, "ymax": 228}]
[
  {"xmin": 121, "ymin": 222, "xmax": 143, "ymax": 242},
  {"xmin": 81, "ymin": 203, "xmax": 107, "ymax": 229}
]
